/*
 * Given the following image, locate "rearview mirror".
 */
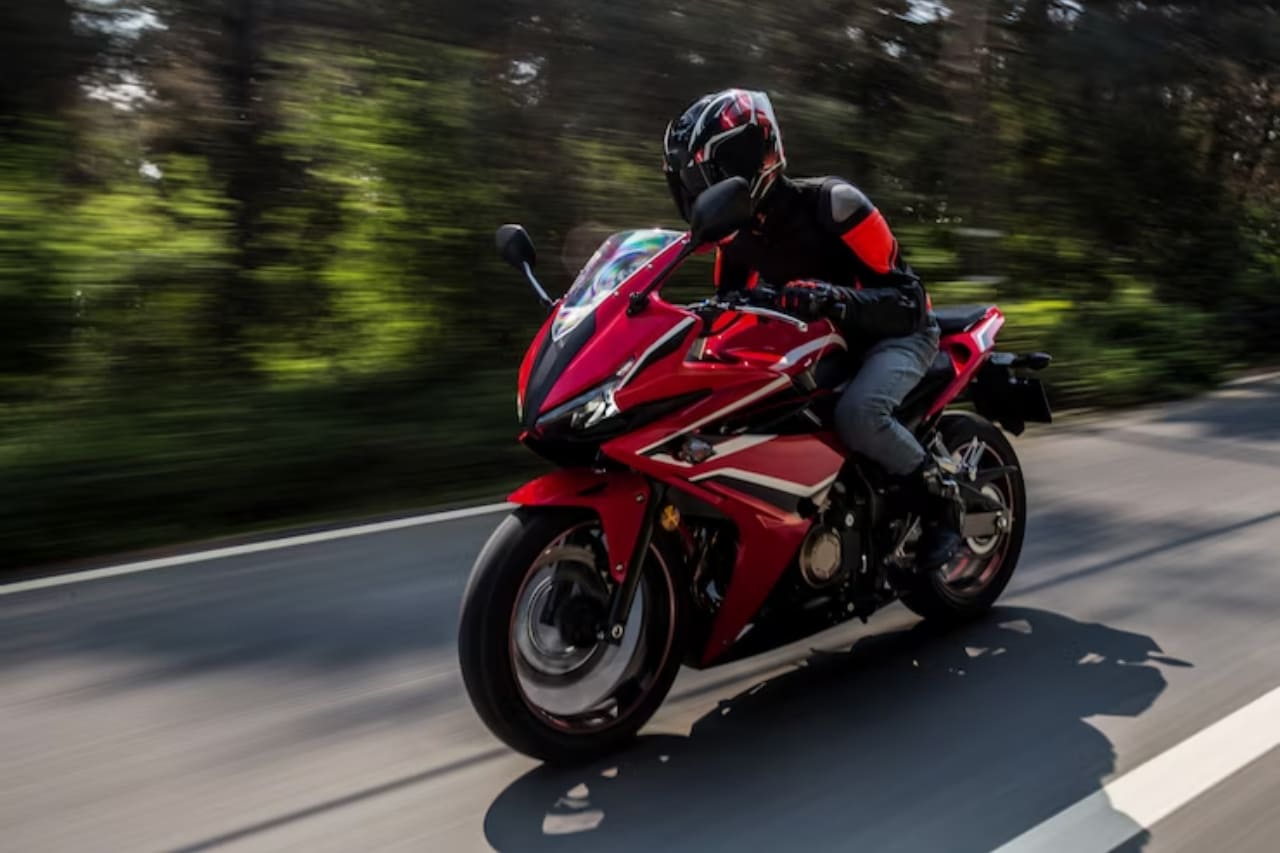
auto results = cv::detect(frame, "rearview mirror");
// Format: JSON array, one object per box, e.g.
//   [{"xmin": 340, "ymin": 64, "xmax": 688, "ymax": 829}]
[
  {"xmin": 690, "ymin": 177, "xmax": 752, "ymax": 246},
  {"xmin": 496, "ymin": 223, "xmax": 554, "ymax": 309},
  {"xmin": 496, "ymin": 224, "xmax": 536, "ymax": 269}
]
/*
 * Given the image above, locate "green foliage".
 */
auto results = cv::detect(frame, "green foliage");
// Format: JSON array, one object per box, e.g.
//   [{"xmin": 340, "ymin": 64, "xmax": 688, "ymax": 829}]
[
  {"xmin": 0, "ymin": 374, "xmax": 539, "ymax": 566},
  {"xmin": 0, "ymin": 0, "xmax": 1278, "ymax": 566},
  {"xmin": 54, "ymin": 154, "xmax": 234, "ymax": 377},
  {"xmin": 999, "ymin": 284, "xmax": 1224, "ymax": 408},
  {"xmin": 0, "ymin": 125, "xmax": 85, "ymax": 396}
]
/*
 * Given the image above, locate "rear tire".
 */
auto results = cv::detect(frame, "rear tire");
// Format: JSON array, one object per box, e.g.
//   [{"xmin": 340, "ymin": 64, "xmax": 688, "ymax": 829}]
[
  {"xmin": 458, "ymin": 508, "xmax": 687, "ymax": 764},
  {"xmin": 901, "ymin": 412, "xmax": 1027, "ymax": 622}
]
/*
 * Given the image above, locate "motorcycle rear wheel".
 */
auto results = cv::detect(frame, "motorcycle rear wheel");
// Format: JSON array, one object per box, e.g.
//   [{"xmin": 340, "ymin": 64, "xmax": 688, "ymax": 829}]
[
  {"xmin": 901, "ymin": 411, "xmax": 1027, "ymax": 622},
  {"xmin": 458, "ymin": 508, "xmax": 687, "ymax": 764}
]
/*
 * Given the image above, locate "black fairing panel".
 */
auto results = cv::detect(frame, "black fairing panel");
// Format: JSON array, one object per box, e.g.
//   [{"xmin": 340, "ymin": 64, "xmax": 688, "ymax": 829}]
[
  {"xmin": 697, "ymin": 474, "xmax": 803, "ymax": 515},
  {"xmin": 812, "ymin": 349, "xmax": 853, "ymax": 391},
  {"xmin": 524, "ymin": 390, "xmax": 712, "ymax": 467},
  {"xmin": 713, "ymin": 384, "xmax": 816, "ymax": 435},
  {"xmin": 626, "ymin": 324, "xmax": 691, "ymax": 386},
  {"xmin": 521, "ymin": 314, "xmax": 597, "ymax": 431}
]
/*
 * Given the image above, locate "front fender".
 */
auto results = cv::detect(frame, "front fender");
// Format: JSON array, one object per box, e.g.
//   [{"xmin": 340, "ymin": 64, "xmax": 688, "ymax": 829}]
[{"xmin": 509, "ymin": 469, "xmax": 651, "ymax": 583}]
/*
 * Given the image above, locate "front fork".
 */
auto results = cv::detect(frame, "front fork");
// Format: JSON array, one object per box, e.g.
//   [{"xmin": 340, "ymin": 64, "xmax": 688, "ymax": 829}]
[
  {"xmin": 602, "ymin": 483, "xmax": 665, "ymax": 643},
  {"xmin": 508, "ymin": 468, "xmax": 663, "ymax": 646}
]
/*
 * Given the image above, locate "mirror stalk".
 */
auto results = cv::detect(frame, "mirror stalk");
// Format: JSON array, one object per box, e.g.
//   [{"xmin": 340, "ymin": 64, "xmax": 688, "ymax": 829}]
[
  {"xmin": 522, "ymin": 261, "xmax": 555, "ymax": 310},
  {"xmin": 627, "ymin": 241, "xmax": 694, "ymax": 316}
]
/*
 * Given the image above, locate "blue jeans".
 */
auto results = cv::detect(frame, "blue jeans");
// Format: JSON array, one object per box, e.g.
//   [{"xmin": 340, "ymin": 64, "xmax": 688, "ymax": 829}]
[{"xmin": 833, "ymin": 319, "xmax": 941, "ymax": 477}]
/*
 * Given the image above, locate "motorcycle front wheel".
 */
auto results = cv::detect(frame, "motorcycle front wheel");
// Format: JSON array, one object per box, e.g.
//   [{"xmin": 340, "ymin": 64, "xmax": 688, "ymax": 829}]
[{"xmin": 458, "ymin": 508, "xmax": 687, "ymax": 764}]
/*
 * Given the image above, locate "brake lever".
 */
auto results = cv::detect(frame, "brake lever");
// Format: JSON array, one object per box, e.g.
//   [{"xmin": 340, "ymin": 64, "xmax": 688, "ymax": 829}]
[
  {"xmin": 692, "ymin": 293, "xmax": 809, "ymax": 333},
  {"xmin": 735, "ymin": 304, "xmax": 809, "ymax": 332}
]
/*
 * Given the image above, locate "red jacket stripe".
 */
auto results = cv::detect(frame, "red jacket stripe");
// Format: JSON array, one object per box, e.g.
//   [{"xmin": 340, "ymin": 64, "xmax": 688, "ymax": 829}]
[
  {"xmin": 841, "ymin": 209, "xmax": 898, "ymax": 275},
  {"xmin": 714, "ymin": 247, "xmax": 760, "ymax": 290}
]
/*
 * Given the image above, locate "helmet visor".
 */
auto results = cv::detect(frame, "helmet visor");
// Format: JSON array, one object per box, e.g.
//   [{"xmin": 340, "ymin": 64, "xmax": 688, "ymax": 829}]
[{"xmin": 665, "ymin": 153, "xmax": 727, "ymax": 222}]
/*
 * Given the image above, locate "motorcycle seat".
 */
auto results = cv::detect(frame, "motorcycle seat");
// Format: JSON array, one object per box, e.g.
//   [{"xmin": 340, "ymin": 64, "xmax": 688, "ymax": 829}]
[{"xmin": 934, "ymin": 305, "xmax": 993, "ymax": 334}]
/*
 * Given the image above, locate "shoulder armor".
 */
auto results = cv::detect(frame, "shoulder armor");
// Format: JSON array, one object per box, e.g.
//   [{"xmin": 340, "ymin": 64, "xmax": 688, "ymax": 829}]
[{"xmin": 819, "ymin": 178, "xmax": 875, "ymax": 232}]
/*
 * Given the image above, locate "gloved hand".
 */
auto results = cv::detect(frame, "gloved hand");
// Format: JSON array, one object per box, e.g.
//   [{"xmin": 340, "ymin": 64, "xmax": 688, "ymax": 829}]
[
  {"xmin": 779, "ymin": 280, "xmax": 848, "ymax": 320},
  {"xmin": 779, "ymin": 279, "xmax": 927, "ymax": 338}
]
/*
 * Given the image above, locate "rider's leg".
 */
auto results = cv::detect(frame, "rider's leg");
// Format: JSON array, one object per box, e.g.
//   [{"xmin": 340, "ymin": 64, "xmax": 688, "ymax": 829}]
[{"xmin": 833, "ymin": 319, "xmax": 962, "ymax": 570}]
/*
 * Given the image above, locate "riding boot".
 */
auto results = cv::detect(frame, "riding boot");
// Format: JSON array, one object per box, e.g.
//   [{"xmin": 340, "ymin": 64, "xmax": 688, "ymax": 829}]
[{"xmin": 908, "ymin": 459, "xmax": 964, "ymax": 571}]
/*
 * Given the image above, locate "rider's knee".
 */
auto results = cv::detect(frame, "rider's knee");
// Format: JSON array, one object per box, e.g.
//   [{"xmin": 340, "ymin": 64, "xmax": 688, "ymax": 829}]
[{"xmin": 835, "ymin": 392, "xmax": 892, "ymax": 452}]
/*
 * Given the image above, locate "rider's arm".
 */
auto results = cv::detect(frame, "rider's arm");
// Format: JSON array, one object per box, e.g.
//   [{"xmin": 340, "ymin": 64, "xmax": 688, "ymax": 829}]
[
  {"xmin": 818, "ymin": 180, "xmax": 918, "ymax": 287},
  {"xmin": 816, "ymin": 179, "xmax": 927, "ymax": 337}
]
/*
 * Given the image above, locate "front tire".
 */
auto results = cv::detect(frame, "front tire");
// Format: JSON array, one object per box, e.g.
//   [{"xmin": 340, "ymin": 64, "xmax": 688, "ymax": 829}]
[
  {"xmin": 901, "ymin": 412, "xmax": 1027, "ymax": 622},
  {"xmin": 458, "ymin": 508, "xmax": 687, "ymax": 764}
]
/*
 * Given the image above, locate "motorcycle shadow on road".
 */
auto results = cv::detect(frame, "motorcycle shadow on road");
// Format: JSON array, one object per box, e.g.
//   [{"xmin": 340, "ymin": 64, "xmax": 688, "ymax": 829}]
[{"xmin": 484, "ymin": 606, "xmax": 1189, "ymax": 853}]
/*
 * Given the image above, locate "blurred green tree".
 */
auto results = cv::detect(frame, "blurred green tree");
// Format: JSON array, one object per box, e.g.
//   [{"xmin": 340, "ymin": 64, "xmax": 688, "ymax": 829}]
[{"xmin": 0, "ymin": 0, "xmax": 1277, "ymax": 566}]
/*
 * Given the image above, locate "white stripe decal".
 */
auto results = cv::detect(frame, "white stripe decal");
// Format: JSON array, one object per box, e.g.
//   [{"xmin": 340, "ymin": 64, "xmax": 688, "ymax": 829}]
[
  {"xmin": 775, "ymin": 333, "xmax": 847, "ymax": 369},
  {"xmin": 691, "ymin": 468, "xmax": 839, "ymax": 498},
  {"xmin": 973, "ymin": 313, "xmax": 1005, "ymax": 351},
  {"xmin": 639, "ymin": 376, "xmax": 791, "ymax": 455},
  {"xmin": 690, "ymin": 92, "xmax": 735, "ymax": 153},
  {"xmin": 617, "ymin": 317, "xmax": 695, "ymax": 391},
  {"xmin": 709, "ymin": 434, "xmax": 777, "ymax": 458}
]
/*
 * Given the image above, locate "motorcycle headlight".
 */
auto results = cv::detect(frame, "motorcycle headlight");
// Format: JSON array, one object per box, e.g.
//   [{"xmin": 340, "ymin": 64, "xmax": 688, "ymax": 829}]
[{"xmin": 535, "ymin": 380, "xmax": 621, "ymax": 434}]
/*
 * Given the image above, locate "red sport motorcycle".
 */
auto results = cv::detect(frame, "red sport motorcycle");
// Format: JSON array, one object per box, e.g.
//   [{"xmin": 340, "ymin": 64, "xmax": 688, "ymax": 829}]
[{"xmin": 458, "ymin": 178, "xmax": 1052, "ymax": 763}]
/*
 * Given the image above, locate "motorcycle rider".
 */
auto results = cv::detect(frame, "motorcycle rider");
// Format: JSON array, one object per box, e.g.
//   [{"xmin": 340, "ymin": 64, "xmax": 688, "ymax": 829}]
[{"xmin": 662, "ymin": 88, "xmax": 962, "ymax": 570}]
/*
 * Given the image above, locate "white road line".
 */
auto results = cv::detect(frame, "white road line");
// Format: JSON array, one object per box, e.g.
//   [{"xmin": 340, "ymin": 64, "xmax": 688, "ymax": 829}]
[
  {"xmin": 1225, "ymin": 369, "xmax": 1280, "ymax": 387},
  {"xmin": 0, "ymin": 503, "xmax": 513, "ymax": 596},
  {"xmin": 994, "ymin": 684, "xmax": 1280, "ymax": 853}
]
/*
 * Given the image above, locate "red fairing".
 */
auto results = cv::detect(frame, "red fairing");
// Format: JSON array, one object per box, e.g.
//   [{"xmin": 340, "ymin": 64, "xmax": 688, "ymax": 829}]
[
  {"xmin": 534, "ymin": 236, "xmax": 692, "ymax": 415},
  {"xmin": 602, "ymin": 311, "xmax": 849, "ymax": 664},
  {"xmin": 928, "ymin": 307, "xmax": 1005, "ymax": 417},
  {"xmin": 509, "ymin": 469, "xmax": 651, "ymax": 584},
  {"xmin": 674, "ymin": 434, "xmax": 845, "ymax": 665},
  {"xmin": 509, "ymin": 221, "xmax": 1010, "ymax": 667}
]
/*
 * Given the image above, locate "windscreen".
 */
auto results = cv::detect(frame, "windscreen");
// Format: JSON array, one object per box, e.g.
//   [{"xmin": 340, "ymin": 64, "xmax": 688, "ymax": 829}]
[{"xmin": 552, "ymin": 229, "xmax": 684, "ymax": 340}]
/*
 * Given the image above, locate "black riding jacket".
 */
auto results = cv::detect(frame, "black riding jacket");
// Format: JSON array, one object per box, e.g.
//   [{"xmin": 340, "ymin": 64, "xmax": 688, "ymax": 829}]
[{"xmin": 714, "ymin": 176, "xmax": 928, "ymax": 343}]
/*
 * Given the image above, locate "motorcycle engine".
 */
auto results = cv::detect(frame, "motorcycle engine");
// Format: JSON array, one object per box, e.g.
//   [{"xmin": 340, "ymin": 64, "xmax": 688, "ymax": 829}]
[{"xmin": 799, "ymin": 525, "xmax": 845, "ymax": 588}]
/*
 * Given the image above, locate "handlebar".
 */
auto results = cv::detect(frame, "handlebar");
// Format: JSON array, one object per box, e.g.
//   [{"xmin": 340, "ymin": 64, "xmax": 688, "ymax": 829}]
[
  {"xmin": 687, "ymin": 287, "xmax": 808, "ymax": 332},
  {"xmin": 733, "ymin": 304, "xmax": 809, "ymax": 331}
]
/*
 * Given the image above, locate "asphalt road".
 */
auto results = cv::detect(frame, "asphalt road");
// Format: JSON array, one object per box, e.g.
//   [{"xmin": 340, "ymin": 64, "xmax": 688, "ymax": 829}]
[{"xmin": 4, "ymin": 377, "xmax": 1280, "ymax": 852}]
